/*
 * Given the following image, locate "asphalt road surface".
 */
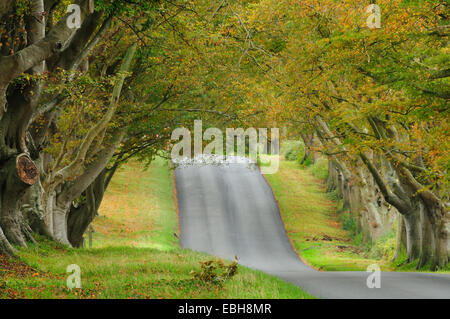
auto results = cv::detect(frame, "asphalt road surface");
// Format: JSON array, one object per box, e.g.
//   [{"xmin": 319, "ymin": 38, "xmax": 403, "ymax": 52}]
[{"xmin": 174, "ymin": 159, "xmax": 450, "ymax": 299}]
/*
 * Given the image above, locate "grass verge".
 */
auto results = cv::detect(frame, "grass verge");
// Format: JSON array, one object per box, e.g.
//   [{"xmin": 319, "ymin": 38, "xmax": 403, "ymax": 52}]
[
  {"xmin": 1, "ymin": 158, "xmax": 313, "ymax": 299},
  {"xmin": 92, "ymin": 157, "xmax": 178, "ymax": 250},
  {"xmin": 266, "ymin": 158, "xmax": 449, "ymax": 273},
  {"xmin": 265, "ymin": 159, "xmax": 392, "ymax": 271}
]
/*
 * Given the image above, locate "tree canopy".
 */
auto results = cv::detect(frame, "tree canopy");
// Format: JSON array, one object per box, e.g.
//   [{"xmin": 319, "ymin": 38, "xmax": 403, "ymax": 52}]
[{"xmin": 0, "ymin": 0, "xmax": 448, "ymax": 270}]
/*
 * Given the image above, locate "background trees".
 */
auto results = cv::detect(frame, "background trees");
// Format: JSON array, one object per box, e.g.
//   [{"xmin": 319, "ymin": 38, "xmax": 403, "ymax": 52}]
[{"xmin": 233, "ymin": 0, "xmax": 449, "ymax": 269}]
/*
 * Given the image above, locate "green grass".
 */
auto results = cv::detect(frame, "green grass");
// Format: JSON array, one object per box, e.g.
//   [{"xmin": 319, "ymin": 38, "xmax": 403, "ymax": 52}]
[
  {"xmin": 265, "ymin": 159, "xmax": 392, "ymax": 271},
  {"xmin": 6, "ymin": 240, "xmax": 310, "ymax": 299},
  {"xmin": 390, "ymin": 247, "xmax": 450, "ymax": 273},
  {"xmin": 310, "ymin": 157, "xmax": 328, "ymax": 180},
  {"xmin": 92, "ymin": 157, "xmax": 178, "ymax": 251},
  {"xmin": 2, "ymin": 157, "xmax": 313, "ymax": 299},
  {"xmin": 266, "ymin": 158, "xmax": 449, "ymax": 273}
]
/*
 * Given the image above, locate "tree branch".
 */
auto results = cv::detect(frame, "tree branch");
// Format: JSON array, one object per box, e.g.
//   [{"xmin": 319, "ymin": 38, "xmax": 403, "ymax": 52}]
[
  {"xmin": 360, "ymin": 152, "xmax": 410, "ymax": 214},
  {"xmin": 55, "ymin": 43, "xmax": 137, "ymax": 181}
]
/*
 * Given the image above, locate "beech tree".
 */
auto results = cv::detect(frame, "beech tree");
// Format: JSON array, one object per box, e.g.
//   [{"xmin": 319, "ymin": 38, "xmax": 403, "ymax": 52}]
[
  {"xmin": 0, "ymin": 0, "xmax": 193, "ymax": 253},
  {"xmin": 236, "ymin": 0, "xmax": 449, "ymax": 269},
  {"xmin": 1, "ymin": 0, "xmax": 446, "ymax": 272},
  {"xmin": 0, "ymin": 0, "xmax": 250, "ymax": 253},
  {"xmin": 0, "ymin": 0, "xmax": 99, "ymax": 254}
]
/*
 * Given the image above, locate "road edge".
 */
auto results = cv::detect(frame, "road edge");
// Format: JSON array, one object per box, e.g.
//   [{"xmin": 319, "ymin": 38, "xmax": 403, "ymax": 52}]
[
  {"xmin": 261, "ymin": 171, "xmax": 322, "ymax": 272},
  {"xmin": 170, "ymin": 161, "xmax": 182, "ymax": 243}
]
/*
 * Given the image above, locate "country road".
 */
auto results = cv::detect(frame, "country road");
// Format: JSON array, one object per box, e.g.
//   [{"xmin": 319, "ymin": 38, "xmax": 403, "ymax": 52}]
[{"xmin": 174, "ymin": 158, "xmax": 450, "ymax": 299}]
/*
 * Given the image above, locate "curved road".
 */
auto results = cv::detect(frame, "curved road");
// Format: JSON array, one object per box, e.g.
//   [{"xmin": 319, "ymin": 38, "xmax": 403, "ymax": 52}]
[{"xmin": 174, "ymin": 160, "xmax": 450, "ymax": 299}]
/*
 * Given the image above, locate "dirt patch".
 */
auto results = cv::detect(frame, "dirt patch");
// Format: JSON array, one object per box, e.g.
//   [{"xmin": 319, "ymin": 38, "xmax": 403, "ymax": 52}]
[
  {"xmin": 328, "ymin": 220, "xmax": 341, "ymax": 228},
  {"xmin": 305, "ymin": 235, "xmax": 352, "ymax": 242},
  {"xmin": 336, "ymin": 245, "xmax": 361, "ymax": 254}
]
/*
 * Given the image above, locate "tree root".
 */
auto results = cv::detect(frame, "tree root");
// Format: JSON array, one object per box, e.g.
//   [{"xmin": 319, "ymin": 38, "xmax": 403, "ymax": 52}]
[{"xmin": 0, "ymin": 226, "xmax": 16, "ymax": 256}]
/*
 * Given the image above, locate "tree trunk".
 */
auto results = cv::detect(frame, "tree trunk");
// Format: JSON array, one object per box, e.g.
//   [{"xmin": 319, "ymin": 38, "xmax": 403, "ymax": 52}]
[
  {"xmin": 403, "ymin": 209, "xmax": 421, "ymax": 263},
  {"xmin": 67, "ymin": 160, "xmax": 120, "ymax": 248},
  {"xmin": 67, "ymin": 169, "xmax": 107, "ymax": 247},
  {"xmin": 51, "ymin": 202, "xmax": 71, "ymax": 245},
  {"xmin": 22, "ymin": 182, "xmax": 53, "ymax": 238},
  {"xmin": 300, "ymin": 132, "xmax": 318, "ymax": 164},
  {"xmin": 326, "ymin": 159, "xmax": 338, "ymax": 192},
  {"xmin": 416, "ymin": 205, "xmax": 432, "ymax": 269},
  {"xmin": 0, "ymin": 154, "xmax": 38, "ymax": 253},
  {"xmin": 393, "ymin": 213, "xmax": 404, "ymax": 261},
  {"xmin": 429, "ymin": 205, "xmax": 449, "ymax": 270},
  {"xmin": 432, "ymin": 226, "xmax": 449, "ymax": 270}
]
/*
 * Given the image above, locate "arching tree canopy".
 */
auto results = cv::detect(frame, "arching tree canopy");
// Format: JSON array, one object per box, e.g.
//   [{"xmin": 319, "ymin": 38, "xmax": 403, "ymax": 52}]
[{"xmin": 0, "ymin": 0, "xmax": 448, "ymax": 270}]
